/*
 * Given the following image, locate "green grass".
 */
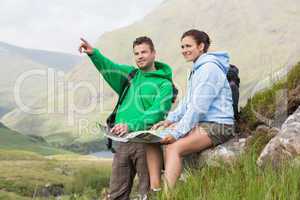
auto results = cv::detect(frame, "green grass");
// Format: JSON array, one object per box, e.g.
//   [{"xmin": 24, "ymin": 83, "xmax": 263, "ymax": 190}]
[
  {"xmin": 0, "ymin": 122, "xmax": 111, "ymax": 199},
  {"xmin": 156, "ymin": 143, "xmax": 300, "ymax": 200},
  {"xmin": 0, "ymin": 150, "xmax": 46, "ymax": 161},
  {"xmin": 0, "ymin": 190, "xmax": 31, "ymax": 200},
  {"xmin": 0, "ymin": 123, "xmax": 73, "ymax": 156},
  {"xmin": 0, "ymin": 150, "xmax": 112, "ymax": 199},
  {"xmin": 68, "ymin": 166, "xmax": 111, "ymax": 198}
]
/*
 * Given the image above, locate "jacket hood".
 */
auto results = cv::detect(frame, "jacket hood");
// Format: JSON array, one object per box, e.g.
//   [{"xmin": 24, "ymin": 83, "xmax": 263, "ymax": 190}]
[
  {"xmin": 141, "ymin": 61, "xmax": 173, "ymax": 81},
  {"xmin": 193, "ymin": 51, "xmax": 230, "ymax": 74}
]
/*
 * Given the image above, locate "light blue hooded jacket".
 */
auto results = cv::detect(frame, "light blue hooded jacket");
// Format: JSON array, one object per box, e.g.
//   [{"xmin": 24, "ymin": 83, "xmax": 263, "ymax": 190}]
[{"xmin": 159, "ymin": 52, "xmax": 234, "ymax": 140}]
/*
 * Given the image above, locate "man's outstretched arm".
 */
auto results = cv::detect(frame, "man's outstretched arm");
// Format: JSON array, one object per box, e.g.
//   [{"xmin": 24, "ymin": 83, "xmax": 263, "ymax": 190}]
[{"xmin": 79, "ymin": 38, "xmax": 135, "ymax": 95}]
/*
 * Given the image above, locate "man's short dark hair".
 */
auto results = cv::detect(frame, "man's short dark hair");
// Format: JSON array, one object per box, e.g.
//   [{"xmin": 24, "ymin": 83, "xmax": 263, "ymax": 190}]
[{"xmin": 133, "ymin": 36, "xmax": 155, "ymax": 51}]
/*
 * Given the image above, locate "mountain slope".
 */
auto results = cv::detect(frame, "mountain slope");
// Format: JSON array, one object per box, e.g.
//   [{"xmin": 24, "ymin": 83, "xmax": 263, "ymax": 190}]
[
  {"xmin": 0, "ymin": 122, "xmax": 71, "ymax": 155},
  {"xmin": 0, "ymin": 41, "xmax": 81, "ymax": 71},
  {"xmin": 1, "ymin": 0, "xmax": 300, "ymax": 146},
  {"xmin": 0, "ymin": 42, "xmax": 82, "ymax": 117}
]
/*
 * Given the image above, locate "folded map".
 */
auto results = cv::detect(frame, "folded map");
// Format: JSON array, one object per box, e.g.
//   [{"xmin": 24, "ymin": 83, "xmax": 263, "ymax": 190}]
[{"xmin": 98, "ymin": 123, "xmax": 163, "ymax": 143}]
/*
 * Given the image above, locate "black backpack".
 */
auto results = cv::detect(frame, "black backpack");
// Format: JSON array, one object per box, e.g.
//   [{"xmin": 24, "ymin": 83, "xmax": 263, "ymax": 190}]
[
  {"xmin": 106, "ymin": 69, "xmax": 178, "ymax": 152},
  {"xmin": 227, "ymin": 64, "xmax": 240, "ymax": 120}
]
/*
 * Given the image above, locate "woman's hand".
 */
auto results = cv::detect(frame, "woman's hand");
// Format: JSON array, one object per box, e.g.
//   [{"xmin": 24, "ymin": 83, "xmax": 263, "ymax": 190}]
[
  {"xmin": 151, "ymin": 120, "xmax": 173, "ymax": 130},
  {"xmin": 160, "ymin": 134, "xmax": 176, "ymax": 144},
  {"xmin": 167, "ymin": 123, "xmax": 177, "ymax": 130}
]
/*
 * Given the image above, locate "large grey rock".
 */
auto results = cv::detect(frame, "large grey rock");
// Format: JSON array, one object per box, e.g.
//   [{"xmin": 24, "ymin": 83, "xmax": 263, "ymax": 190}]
[
  {"xmin": 257, "ymin": 106, "xmax": 300, "ymax": 167},
  {"xmin": 255, "ymin": 125, "xmax": 280, "ymax": 138},
  {"xmin": 184, "ymin": 137, "xmax": 249, "ymax": 168}
]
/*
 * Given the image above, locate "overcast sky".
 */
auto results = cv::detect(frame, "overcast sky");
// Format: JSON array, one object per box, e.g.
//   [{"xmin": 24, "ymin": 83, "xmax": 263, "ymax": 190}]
[{"xmin": 0, "ymin": 0, "xmax": 164, "ymax": 54}]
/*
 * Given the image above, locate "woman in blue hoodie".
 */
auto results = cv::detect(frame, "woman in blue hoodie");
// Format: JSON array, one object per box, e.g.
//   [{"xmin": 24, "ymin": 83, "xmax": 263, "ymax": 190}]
[{"xmin": 147, "ymin": 29, "xmax": 235, "ymax": 189}]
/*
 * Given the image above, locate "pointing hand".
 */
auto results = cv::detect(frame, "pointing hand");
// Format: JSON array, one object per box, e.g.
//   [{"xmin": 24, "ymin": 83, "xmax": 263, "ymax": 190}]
[{"xmin": 78, "ymin": 38, "xmax": 94, "ymax": 55}]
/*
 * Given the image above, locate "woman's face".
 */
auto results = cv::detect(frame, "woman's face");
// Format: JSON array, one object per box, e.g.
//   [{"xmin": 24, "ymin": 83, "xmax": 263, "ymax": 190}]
[{"xmin": 181, "ymin": 36, "xmax": 204, "ymax": 62}]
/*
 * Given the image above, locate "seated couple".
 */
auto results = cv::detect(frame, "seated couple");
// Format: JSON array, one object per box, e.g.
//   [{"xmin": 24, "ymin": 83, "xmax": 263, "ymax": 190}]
[{"xmin": 79, "ymin": 29, "xmax": 235, "ymax": 200}]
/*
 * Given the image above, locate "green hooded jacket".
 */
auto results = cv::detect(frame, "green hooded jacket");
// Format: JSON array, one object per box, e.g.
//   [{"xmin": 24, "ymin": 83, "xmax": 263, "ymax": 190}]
[{"xmin": 89, "ymin": 48, "xmax": 173, "ymax": 132}]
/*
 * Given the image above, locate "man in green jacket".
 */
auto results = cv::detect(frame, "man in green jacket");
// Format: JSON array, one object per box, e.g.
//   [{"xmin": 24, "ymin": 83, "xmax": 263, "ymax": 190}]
[{"xmin": 79, "ymin": 36, "xmax": 173, "ymax": 200}]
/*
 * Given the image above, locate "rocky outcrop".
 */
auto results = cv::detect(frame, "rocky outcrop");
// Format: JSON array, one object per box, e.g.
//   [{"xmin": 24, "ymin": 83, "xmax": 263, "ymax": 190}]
[
  {"xmin": 184, "ymin": 137, "xmax": 249, "ymax": 168},
  {"xmin": 288, "ymin": 85, "xmax": 300, "ymax": 115},
  {"xmin": 255, "ymin": 125, "xmax": 279, "ymax": 138},
  {"xmin": 257, "ymin": 106, "xmax": 300, "ymax": 167},
  {"xmin": 34, "ymin": 183, "xmax": 64, "ymax": 198},
  {"xmin": 199, "ymin": 137, "xmax": 248, "ymax": 167},
  {"xmin": 272, "ymin": 85, "xmax": 300, "ymax": 128},
  {"xmin": 183, "ymin": 124, "xmax": 281, "ymax": 168}
]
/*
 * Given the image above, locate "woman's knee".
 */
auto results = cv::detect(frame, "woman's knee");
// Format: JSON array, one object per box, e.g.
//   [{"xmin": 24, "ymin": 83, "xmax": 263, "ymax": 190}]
[{"xmin": 165, "ymin": 142, "xmax": 181, "ymax": 157}]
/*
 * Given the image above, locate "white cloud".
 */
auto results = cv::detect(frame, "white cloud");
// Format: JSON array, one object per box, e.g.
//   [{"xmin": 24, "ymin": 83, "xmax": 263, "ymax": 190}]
[{"xmin": 0, "ymin": 0, "xmax": 164, "ymax": 54}]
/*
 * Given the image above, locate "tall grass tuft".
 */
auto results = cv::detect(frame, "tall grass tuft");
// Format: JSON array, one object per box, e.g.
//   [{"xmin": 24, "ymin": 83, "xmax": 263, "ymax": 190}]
[{"xmin": 67, "ymin": 166, "xmax": 111, "ymax": 199}]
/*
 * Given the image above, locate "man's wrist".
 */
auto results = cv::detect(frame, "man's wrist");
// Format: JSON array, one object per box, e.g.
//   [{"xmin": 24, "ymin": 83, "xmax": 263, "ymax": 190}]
[{"xmin": 87, "ymin": 48, "xmax": 97, "ymax": 56}]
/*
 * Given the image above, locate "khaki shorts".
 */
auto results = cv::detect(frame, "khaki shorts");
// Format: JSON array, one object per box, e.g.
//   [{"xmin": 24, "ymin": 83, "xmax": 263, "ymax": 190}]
[{"xmin": 198, "ymin": 122, "xmax": 235, "ymax": 146}]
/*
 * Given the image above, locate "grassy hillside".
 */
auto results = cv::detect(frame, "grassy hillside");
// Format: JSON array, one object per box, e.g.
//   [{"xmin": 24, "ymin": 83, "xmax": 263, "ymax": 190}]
[
  {"xmin": 240, "ymin": 61, "xmax": 300, "ymax": 131},
  {"xmin": 0, "ymin": 122, "xmax": 72, "ymax": 156},
  {"xmin": 0, "ymin": 151, "xmax": 111, "ymax": 199},
  {"xmin": 0, "ymin": 191, "xmax": 31, "ymax": 200},
  {"xmin": 0, "ymin": 123, "xmax": 111, "ymax": 199}
]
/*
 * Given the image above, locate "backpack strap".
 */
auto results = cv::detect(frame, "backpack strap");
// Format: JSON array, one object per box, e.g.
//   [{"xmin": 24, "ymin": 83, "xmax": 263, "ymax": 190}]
[
  {"xmin": 105, "ymin": 69, "xmax": 138, "ymax": 152},
  {"xmin": 171, "ymin": 82, "xmax": 178, "ymax": 103},
  {"xmin": 117, "ymin": 69, "xmax": 138, "ymax": 107}
]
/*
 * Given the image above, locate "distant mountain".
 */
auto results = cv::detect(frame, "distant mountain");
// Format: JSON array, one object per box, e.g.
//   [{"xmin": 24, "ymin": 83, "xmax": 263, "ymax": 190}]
[
  {"xmin": 0, "ymin": 42, "xmax": 82, "ymax": 117},
  {"xmin": 0, "ymin": 41, "xmax": 81, "ymax": 71},
  {"xmin": 1, "ymin": 0, "xmax": 300, "ymax": 148}
]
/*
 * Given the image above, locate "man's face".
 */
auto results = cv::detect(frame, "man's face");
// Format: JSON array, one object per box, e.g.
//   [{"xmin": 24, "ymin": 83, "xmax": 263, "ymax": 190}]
[{"xmin": 133, "ymin": 43, "xmax": 156, "ymax": 70}]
